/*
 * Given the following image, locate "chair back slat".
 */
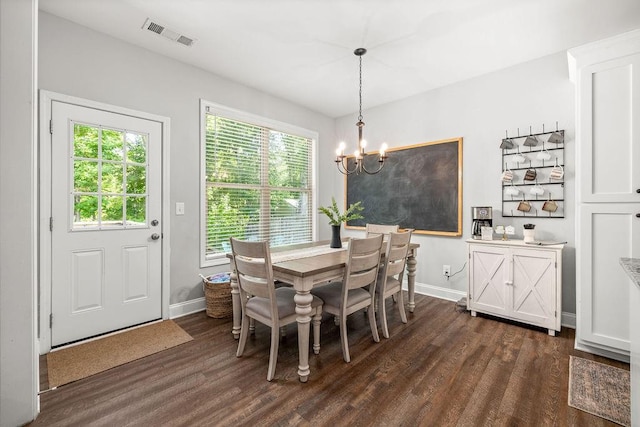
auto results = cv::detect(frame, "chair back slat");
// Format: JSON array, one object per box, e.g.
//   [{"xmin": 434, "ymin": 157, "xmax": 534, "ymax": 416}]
[
  {"xmin": 343, "ymin": 234, "xmax": 384, "ymax": 291},
  {"xmin": 230, "ymin": 238, "xmax": 276, "ymax": 301},
  {"xmin": 365, "ymin": 223, "xmax": 399, "ymax": 237}
]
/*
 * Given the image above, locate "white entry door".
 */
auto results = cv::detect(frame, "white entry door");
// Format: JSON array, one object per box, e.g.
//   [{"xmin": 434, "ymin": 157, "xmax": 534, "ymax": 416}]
[{"xmin": 50, "ymin": 101, "xmax": 163, "ymax": 346}]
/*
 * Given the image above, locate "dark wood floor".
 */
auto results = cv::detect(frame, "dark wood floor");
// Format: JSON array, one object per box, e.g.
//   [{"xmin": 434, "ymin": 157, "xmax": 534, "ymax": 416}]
[{"xmin": 31, "ymin": 295, "xmax": 628, "ymax": 426}]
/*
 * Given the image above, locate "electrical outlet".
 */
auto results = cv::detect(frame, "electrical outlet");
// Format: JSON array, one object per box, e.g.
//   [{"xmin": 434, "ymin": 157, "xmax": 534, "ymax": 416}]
[{"xmin": 443, "ymin": 264, "xmax": 451, "ymax": 277}]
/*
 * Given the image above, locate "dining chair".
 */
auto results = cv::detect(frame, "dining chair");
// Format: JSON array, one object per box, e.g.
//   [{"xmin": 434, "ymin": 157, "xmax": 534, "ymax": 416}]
[
  {"xmin": 310, "ymin": 234, "xmax": 384, "ymax": 363},
  {"xmin": 365, "ymin": 223, "xmax": 399, "ymax": 237},
  {"xmin": 376, "ymin": 230, "xmax": 413, "ymax": 338},
  {"xmin": 230, "ymin": 237, "xmax": 323, "ymax": 381}
]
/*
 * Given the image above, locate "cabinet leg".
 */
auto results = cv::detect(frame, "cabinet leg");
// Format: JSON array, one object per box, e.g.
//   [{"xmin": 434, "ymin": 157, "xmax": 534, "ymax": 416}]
[
  {"xmin": 548, "ymin": 329, "xmax": 556, "ymax": 337},
  {"xmin": 471, "ymin": 310, "xmax": 477, "ymax": 317}
]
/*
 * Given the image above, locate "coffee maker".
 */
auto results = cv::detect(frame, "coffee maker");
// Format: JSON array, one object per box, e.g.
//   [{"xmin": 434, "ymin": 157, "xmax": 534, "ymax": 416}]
[{"xmin": 471, "ymin": 206, "xmax": 493, "ymax": 239}]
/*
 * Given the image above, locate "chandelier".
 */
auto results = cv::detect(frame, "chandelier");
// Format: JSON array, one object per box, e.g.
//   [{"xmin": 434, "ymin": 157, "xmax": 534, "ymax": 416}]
[{"xmin": 335, "ymin": 48, "xmax": 388, "ymax": 175}]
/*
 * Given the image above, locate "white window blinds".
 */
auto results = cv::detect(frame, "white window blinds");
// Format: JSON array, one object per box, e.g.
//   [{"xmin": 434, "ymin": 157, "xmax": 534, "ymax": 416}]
[{"xmin": 201, "ymin": 102, "xmax": 315, "ymax": 264}]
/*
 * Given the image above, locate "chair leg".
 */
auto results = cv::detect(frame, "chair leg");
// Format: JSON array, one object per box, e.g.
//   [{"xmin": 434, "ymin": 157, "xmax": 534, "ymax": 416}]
[
  {"xmin": 397, "ymin": 290, "xmax": 407, "ymax": 324},
  {"xmin": 312, "ymin": 308, "xmax": 322, "ymax": 355},
  {"xmin": 267, "ymin": 324, "xmax": 280, "ymax": 382},
  {"xmin": 280, "ymin": 326, "xmax": 287, "ymax": 339},
  {"xmin": 236, "ymin": 314, "xmax": 250, "ymax": 357},
  {"xmin": 379, "ymin": 295, "xmax": 390, "ymax": 339},
  {"xmin": 249, "ymin": 317, "xmax": 256, "ymax": 335},
  {"xmin": 368, "ymin": 304, "xmax": 380, "ymax": 343},
  {"xmin": 339, "ymin": 314, "xmax": 350, "ymax": 363}
]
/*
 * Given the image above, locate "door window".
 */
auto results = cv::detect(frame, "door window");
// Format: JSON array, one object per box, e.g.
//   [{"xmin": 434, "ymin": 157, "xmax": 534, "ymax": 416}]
[{"xmin": 71, "ymin": 122, "xmax": 148, "ymax": 230}]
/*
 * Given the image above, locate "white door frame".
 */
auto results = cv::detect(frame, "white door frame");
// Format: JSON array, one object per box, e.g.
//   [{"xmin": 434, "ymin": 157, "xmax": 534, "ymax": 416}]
[{"xmin": 38, "ymin": 90, "xmax": 171, "ymax": 354}]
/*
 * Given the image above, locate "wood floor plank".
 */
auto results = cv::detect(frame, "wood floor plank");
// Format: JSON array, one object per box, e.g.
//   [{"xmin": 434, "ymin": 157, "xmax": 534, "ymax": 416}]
[{"xmin": 30, "ymin": 295, "xmax": 628, "ymax": 427}]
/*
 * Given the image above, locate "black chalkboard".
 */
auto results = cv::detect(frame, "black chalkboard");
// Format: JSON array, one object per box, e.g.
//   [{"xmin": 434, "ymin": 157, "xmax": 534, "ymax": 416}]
[{"xmin": 345, "ymin": 138, "xmax": 462, "ymax": 236}]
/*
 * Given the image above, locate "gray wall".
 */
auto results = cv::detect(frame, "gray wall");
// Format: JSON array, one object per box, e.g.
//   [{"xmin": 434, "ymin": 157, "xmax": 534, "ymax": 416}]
[
  {"xmin": 0, "ymin": 0, "xmax": 39, "ymax": 425},
  {"xmin": 338, "ymin": 51, "xmax": 577, "ymax": 315},
  {"xmin": 38, "ymin": 12, "xmax": 338, "ymax": 306}
]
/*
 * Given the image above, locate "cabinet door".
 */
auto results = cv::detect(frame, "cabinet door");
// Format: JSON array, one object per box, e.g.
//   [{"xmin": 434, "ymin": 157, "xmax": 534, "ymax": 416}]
[
  {"xmin": 577, "ymin": 204, "xmax": 640, "ymax": 354},
  {"xmin": 469, "ymin": 245, "xmax": 508, "ymax": 316},
  {"xmin": 511, "ymin": 248, "xmax": 556, "ymax": 329},
  {"xmin": 578, "ymin": 53, "xmax": 640, "ymax": 203}
]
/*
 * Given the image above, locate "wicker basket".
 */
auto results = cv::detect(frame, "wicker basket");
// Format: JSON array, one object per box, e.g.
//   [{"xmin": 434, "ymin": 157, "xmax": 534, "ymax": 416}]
[{"xmin": 201, "ymin": 273, "xmax": 232, "ymax": 319}]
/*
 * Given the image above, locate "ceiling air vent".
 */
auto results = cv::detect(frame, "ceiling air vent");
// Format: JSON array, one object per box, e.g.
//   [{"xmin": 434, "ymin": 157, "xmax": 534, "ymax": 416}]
[{"xmin": 142, "ymin": 18, "xmax": 195, "ymax": 47}]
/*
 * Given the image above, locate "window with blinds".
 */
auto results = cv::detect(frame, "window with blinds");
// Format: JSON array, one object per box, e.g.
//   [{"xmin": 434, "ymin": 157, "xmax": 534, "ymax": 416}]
[{"xmin": 200, "ymin": 101, "xmax": 316, "ymax": 265}]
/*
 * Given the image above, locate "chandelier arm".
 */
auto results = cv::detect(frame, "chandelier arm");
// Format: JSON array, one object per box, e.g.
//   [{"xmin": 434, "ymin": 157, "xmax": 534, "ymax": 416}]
[
  {"xmin": 360, "ymin": 159, "xmax": 386, "ymax": 175},
  {"xmin": 335, "ymin": 157, "xmax": 359, "ymax": 175}
]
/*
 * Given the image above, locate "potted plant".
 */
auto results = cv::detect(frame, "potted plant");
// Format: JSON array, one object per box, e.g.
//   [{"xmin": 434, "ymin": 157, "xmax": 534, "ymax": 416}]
[{"xmin": 318, "ymin": 197, "xmax": 364, "ymax": 248}]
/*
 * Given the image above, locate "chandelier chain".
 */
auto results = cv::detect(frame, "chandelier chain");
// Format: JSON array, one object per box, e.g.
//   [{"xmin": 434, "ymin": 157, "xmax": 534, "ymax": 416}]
[{"xmin": 358, "ymin": 55, "xmax": 363, "ymax": 122}]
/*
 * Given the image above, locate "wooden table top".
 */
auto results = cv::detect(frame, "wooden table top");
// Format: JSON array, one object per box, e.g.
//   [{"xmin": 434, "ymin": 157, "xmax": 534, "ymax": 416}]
[{"xmin": 227, "ymin": 239, "xmax": 419, "ymax": 279}]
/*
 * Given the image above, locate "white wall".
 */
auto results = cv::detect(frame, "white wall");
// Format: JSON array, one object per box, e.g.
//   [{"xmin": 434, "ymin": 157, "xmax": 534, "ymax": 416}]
[
  {"xmin": 0, "ymin": 0, "xmax": 39, "ymax": 425},
  {"xmin": 38, "ymin": 12, "xmax": 338, "ymax": 306},
  {"xmin": 337, "ymin": 51, "xmax": 577, "ymax": 314}
]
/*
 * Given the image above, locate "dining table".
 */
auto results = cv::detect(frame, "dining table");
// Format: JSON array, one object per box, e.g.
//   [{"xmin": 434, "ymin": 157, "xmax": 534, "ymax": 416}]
[{"xmin": 227, "ymin": 239, "xmax": 419, "ymax": 382}]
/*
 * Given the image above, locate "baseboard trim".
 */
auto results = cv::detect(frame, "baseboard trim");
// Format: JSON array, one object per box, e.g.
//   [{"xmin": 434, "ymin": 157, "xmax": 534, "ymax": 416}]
[
  {"xmin": 408, "ymin": 282, "xmax": 466, "ymax": 302},
  {"xmin": 574, "ymin": 339, "xmax": 630, "ymax": 363},
  {"xmin": 561, "ymin": 312, "xmax": 576, "ymax": 329},
  {"xmin": 169, "ymin": 297, "xmax": 205, "ymax": 319}
]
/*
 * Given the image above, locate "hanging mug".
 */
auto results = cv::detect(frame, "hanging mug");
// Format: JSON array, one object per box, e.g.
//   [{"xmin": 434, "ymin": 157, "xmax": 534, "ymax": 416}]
[
  {"xmin": 542, "ymin": 197, "xmax": 558, "ymax": 213},
  {"xmin": 537, "ymin": 149, "xmax": 552, "ymax": 161},
  {"xmin": 524, "ymin": 168, "xmax": 537, "ymax": 181},
  {"xmin": 550, "ymin": 163, "xmax": 564, "ymax": 180},
  {"xmin": 505, "ymin": 184, "xmax": 520, "ymax": 196},
  {"xmin": 530, "ymin": 183, "xmax": 544, "ymax": 196},
  {"xmin": 512, "ymin": 153, "xmax": 527, "ymax": 164},
  {"xmin": 501, "ymin": 163, "xmax": 514, "ymax": 182},
  {"xmin": 500, "ymin": 138, "xmax": 515, "ymax": 149},
  {"xmin": 517, "ymin": 199, "xmax": 532, "ymax": 212}
]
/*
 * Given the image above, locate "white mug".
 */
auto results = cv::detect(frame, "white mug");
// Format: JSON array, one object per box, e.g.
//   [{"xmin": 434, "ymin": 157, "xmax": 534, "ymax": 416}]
[
  {"xmin": 506, "ymin": 185, "xmax": 520, "ymax": 196},
  {"xmin": 537, "ymin": 150, "xmax": 551, "ymax": 161},
  {"xmin": 530, "ymin": 185, "xmax": 544, "ymax": 196},
  {"xmin": 513, "ymin": 153, "xmax": 527, "ymax": 164}
]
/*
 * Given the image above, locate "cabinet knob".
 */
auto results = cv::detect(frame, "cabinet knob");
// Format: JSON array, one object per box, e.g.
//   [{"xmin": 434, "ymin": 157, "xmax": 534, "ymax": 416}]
[
  {"xmin": 637, "ymin": 189, "xmax": 640, "ymax": 193},
  {"xmin": 636, "ymin": 213, "xmax": 640, "ymax": 218}
]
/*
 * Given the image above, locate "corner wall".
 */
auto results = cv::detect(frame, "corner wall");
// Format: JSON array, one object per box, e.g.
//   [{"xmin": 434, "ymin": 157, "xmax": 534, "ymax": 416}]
[{"xmin": 0, "ymin": 0, "xmax": 39, "ymax": 425}]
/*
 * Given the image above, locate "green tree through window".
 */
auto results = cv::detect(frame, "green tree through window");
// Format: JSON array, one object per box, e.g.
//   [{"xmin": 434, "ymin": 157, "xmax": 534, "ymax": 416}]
[
  {"xmin": 72, "ymin": 123, "xmax": 147, "ymax": 228},
  {"xmin": 202, "ymin": 103, "xmax": 315, "ymax": 262}
]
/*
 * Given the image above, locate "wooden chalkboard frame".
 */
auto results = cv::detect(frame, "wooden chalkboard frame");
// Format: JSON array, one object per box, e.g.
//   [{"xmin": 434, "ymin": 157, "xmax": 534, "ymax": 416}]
[{"xmin": 345, "ymin": 137, "xmax": 463, "ymax": 236}]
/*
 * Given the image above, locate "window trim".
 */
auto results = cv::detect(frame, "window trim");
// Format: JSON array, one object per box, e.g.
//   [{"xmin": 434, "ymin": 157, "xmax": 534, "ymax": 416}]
[{"xmin": 199, "ymin": 99, "xmax": 318, "ymax": 267}]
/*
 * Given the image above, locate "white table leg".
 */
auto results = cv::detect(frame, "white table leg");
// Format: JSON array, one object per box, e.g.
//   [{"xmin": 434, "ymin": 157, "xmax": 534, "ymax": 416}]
[
  {"xmin": 230, "ymin": 270, "xmax": 241, "ymax": 339},
  {"xmin": 294, "ymin": 290, "xmax": 313, "ymax": 383},
  {"xmin": 407, "ymin": 253, "xmax": 417, "ymax": 313}
]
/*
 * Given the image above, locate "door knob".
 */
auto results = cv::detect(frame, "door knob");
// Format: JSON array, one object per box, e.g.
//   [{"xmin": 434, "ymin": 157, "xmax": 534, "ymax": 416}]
[
  {"xmin": 151, "ymin": 233, "xmax": 160, "ymax": 240},
  {"xmin": 151, "ymin": 219, "xmax": 159, "ymax": 226}
]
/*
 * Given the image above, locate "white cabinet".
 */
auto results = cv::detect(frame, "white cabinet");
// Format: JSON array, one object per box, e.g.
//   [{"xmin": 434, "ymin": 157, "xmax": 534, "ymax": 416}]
[
  {"xmin": 569, "ymin": 30, "xmax": 640, "ymax": 361},
  {"xmin": 467, "ymin": 240, "xmax": 563, "ymax": 336}
]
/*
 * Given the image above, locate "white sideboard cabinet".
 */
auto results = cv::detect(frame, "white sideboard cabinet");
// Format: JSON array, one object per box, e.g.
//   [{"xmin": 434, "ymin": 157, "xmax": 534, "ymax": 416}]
[
  {"xmin": 569, "ymin": 29, "xmax": 640, "ymax": 362},
  {"xmin": 467, "ymin": 239, "xmax": 564, "ymax": 336}
]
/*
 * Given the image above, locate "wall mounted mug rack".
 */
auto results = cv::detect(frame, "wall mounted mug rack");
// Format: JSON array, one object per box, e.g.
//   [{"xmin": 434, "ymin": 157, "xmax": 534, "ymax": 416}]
[{"xmin": 500, "ymin": 126, "xmax": 565, "ymax": 218}]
